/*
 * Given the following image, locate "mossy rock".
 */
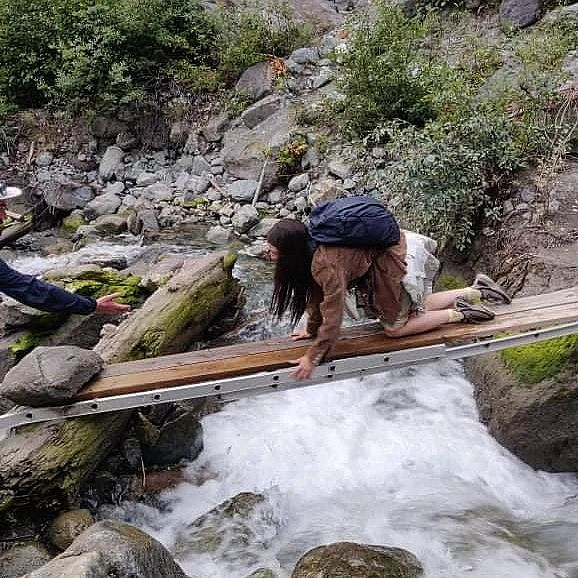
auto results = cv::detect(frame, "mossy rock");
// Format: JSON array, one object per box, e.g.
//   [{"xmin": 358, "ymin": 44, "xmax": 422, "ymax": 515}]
[
  {"xmin": 65, "ymin": 271, "xmax": 147, "ymax": 306},
  {"xmin": 61, "ymin": 214, "xmax": 86, "ymax": 235},
  {"xmin": 435, "ymin": 273, "xmax": 467, "ymax": 291},
  {"xmin": 501, "ymin": 335, "xmax": 578, "ymax": 384}
]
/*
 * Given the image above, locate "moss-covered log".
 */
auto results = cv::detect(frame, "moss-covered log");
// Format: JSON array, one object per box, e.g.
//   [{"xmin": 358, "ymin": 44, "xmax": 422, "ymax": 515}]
[
  {"xmin": 94, "ymin": 251, "xmax": 240, "ymax": 363},
  {"xmin": 0, "ymin": 251, "xmax": 240, "ymax": 515}
]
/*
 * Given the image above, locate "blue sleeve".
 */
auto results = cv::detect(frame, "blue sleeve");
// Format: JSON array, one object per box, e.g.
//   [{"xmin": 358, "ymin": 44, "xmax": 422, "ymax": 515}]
[{"xmin": 0, "ymin": 258, "xmax": 97, "ymax": 315}]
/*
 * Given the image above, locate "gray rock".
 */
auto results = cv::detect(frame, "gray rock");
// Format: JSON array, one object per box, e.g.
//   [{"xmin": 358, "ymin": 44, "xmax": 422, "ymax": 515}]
[
  {"xmin": 49, "ymin": 509, "xmax": 95, "ymax": 551},
  {"xmin": 268, "ymin": 188, "xmax": 284, "ymax": 204},
  {"xmin": 499, "ymin": 0, "xmax": 542, "ymax": 27},
  {"xmin": 105, "ymin": 181, "xmax": 125, "ymax": 196},
  {"xmin": 309, "ymin": 178, "xmax": 338, "ymax": 206},
  {"xmin": 232, "ymin": 205, "xmax": 259, "ymax": 233},
  {"xmin": 169, "ymin": 120, "xmax": 189, "ymax": 148},
  {"xmin": 136, "ymin": 172, "xmax": 158, "ymax": 187},
  {"xmin": 192, "ymin": 155, "xmax": 211, "ymax": 176},
  {"xmin": 93, "ymin": 214, "xmax": 127, "ymax": 235},
  {"xmin": 24, "ymin": 520, "xmax": 188, "ymax": 578},
  {"xmin": 222, "ymin": 108, "xmax": 293, "ymax": 189},
  {"xmin": 211, "ymin": 165, "xmax": 224, "ymax": 175},
  {"xmin": 246, "ymin": 570, "xmax": 278, "ymax": 578},
  {"xmin": 290, "ymin": 47, "xmax": 320, "ymax": 64},
  {"xmin": 235, "ymin": 62, "xmax": 273, "ymax": 101},
  {"xmin": 36, "ymin": 151, "xmax": 54, "ymax": 167},
  {"xmin": 186, "ymin": 175, "xmax": 211, "ymax": 194},
  {"xmin": 98, "ymin": 146, "xmax": 124, "ymax": 182},
  {"xmin": 174, "ymin": 156, "xmax": 194, "ymax": 171},
  {"xmin": 312, "ymin": 69, "xmax": 334, "ymax": 89},
  {"xmin": 0, "ymin": 542, "xmax": 53, "ymax": 578},
  {"xmin": 227, "ymin": 180, "xmax": 259, "ymax": 202},
  {"xmin": 115, "ymin": 131, "xmax": 139, "ymax": 151},
  {"xmin": 288, "ymin": 173, "xmax": 310, "ymax": 193},
  {"xmin": 174, "ymin": 492, "xmax": 271, "ymax": 560},
  {"xmin": 328, "ymin": 159, "xmax": 351, "ymax": 180},
  {"xmin": 242, "ymin": 95, "xmax": 284, "ymax": 129},
  {"xmin": 248, "ymin": 217, "xmax": 280, "ymax": 238},
  {"xmin": 343, "ymin": 178, "xmax": 356, "ymax": 191},
  {"xmin": 294, "ymin": 196, "xmax": 308, "ymax": 212},
  {"xmin": 128, "ymin": 210, "xmax": 159, "ymax": 235},
  {"xmin": 201, "ymin": 114, "xmax": 230, "ymax": 143},
  {"xmin": 207, "ymin": 225, "xmax": 233, "ymax": 244},
  {"xmin": 42, "ymin": 179, "xmax": 96, "ymax": 212},
  {"xmin": 84, "ymin": 192, "xmax": 121, "ymax": 220},
  {"xmin": 144, "ymin": 183, "xmax": 173, "ymax": 202},
  {"xmin": 291, "ymin": 542, "xmax": 423, "ymax": 578},
  {"xmin": 0, "ymin": 346, "xmax": 103, "ymax": 407},
  {"xmin": 520, "ymin": 187, "xmax": 537, "ymax": 203}
]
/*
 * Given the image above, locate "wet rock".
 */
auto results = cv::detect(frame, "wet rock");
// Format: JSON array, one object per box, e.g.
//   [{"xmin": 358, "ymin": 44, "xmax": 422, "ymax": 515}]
[
  {"xmin": 24, "ymin": 520, "xmax": 188, "ymax": 578},
  {"xmin": 138, "ymin": 410, "xmax": 203, "ymax": 467},
  {"xmin": 207, "ymin": 225, "xmax": 234, "ymax": 244},
  {"xmin": 0, "ymin": 346, "xmax": 103, "ymax": 407},
  {"xmin": 227, "ymin": 180, "xmax": 259, "ymax": 203},
  {"xmin": 0, "ymin": 542, "xmax": 53, "ymax": 578},
  {"xmin": 232, "ymin": 205, "xmax": 259, "ymax": 233},
  {"xmin": 236, "ymin": 62, "xmax": 273, "ymax": 101},
  {"xmin": 291, "ymin": 542, "xmax": 423, "ymax": 578},
  {"xmin": 242, "ymin": 95, "xmax": 284, "ymax": 129},
  {"xmin": 173, "ymin": 492, "xmax": 273, "ymax": 561},
  {"xmin": 467, "ymin": 351, "xmax": 578, "ymax": 472},
  {"xmin": 49, "ymin": 509, "xmax": 95, "ymax": 551},
  {"xmin": 98, "ymin": 146, "xmax": 125, "ymax": 182},
  {"xmin": 84, "ymin": 192, "xmax": 122, "ymax": 220},
  {"xmin": 246, "ymin": 570, "xmax": 278, "ymax": 578},
  {"xmin": 499, "ymin": 0, "xmax": 542, "ymax": 27}
]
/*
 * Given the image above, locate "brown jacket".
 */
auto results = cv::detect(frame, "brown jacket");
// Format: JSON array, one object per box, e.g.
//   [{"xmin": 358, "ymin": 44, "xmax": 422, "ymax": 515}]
[{"xmin": 305, "ymin": 232, "xmax": 407, "ymax": 363}]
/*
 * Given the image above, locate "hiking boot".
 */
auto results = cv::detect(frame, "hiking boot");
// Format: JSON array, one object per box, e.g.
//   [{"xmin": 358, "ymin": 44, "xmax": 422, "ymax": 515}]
[
  {"xmin": 473, "ymin": 273, "xmax": 511, "ymax": 304},
  {"xmin": 454, "ymin": 297, "xmax": 495, "ymax": 323}
]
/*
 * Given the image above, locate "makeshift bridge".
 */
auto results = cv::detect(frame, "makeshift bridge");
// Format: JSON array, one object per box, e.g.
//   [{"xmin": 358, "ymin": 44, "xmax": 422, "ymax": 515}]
[{"xmin": 1, "ymin": 285, "xmax": 577, "ymax": 430}]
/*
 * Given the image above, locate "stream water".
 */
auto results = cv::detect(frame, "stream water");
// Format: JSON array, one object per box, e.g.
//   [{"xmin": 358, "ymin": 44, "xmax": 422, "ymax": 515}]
[{"xmin": 5, "ymin": 240, "xmax": 578, "ymax": 578}]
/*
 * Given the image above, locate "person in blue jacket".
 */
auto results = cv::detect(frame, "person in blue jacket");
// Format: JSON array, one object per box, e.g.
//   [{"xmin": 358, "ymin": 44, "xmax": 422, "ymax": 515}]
[{"xmin": 0, "ymin": 258, "xmax": 130, "ymax": 316}]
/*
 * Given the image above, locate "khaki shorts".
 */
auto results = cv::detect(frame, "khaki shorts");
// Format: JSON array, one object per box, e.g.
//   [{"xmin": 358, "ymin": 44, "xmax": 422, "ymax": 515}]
[{"xmin": 379, "ymin": 288, "xmax": 415, "ymax": 332}]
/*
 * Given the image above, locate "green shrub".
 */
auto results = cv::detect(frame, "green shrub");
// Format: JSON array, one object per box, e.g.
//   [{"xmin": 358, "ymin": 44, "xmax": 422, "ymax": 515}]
[
  {"xmin": 338, "ymin": 3, "xmax": 435, "ymax": 136},
  {"xmin": 0, "ymin": 0, "xmax": 308, "ymax": 113},
  {"xmin": 501, "ymin": 335, "xmax": 578, "ymax": 384}
]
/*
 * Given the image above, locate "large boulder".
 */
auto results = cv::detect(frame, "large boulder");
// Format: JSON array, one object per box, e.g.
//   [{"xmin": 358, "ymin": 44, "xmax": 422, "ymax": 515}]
[
  {"xmin": 83, "ymin": 192, "xmax": 122, "ymax": 220},
  {"xmin": 235, "ymin": 62, "xmax": 273, "ymax": 101},
  {"xmin": 467, "ymin": 344, "xmax": 578, "ymax": 472},
  {"xmin": 98, "ymin": 146, "xmax": 125, "ymax": 182},
  {"xmin": 291, "ymin": 542, "xmax": 423, "ymax": 578},
  {"xmin": 24, "ymin": 520, "xmax": 189, "ymax": 578},
  {"xmin": 49, "ymin": 509, "xmax": 95, "ymax": 551},
  {"xmin": 41, "ymin": 179, "xmax": 95, "ymax": 211},
  {"xmin": 222, "ymin": 107, "xmax": 294, "ymax": 190},
  {"xmin": 241, "ymin": 96, "xmax": 284, "ymax": 129},
  {"xmin": 0, "ymin": 346, "xmax": 103, "ymax": 407},
  {"xmin": 232, "ymin": 205, "xmax": 259, "ymax": 234}
]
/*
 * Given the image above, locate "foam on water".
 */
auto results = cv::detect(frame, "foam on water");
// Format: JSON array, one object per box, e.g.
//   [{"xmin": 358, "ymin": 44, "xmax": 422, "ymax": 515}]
[{"xmin": 122, "ymin": 362, "xmax": 578, "ymax": 578}]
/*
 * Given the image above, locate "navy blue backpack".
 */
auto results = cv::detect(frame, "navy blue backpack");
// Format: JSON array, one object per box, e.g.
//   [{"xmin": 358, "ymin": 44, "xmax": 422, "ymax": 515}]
[{"xmin": 309, "ymin": 196, "xmax": 400, "ymax": 247}]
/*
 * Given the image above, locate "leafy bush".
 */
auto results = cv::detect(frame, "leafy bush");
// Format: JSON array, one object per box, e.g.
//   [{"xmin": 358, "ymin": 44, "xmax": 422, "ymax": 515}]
[
  {"xmin": 338, "ymin": 3, "xmax": 435, "ymax": 136},
  {"xmin": 0, "ymin": 0, "xmax": 308, "ymax": 113}
]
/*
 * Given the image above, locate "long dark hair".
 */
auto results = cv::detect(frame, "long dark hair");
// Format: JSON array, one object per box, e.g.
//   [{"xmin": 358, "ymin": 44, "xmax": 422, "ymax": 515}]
[{"xmin": 267, "ymin": 219, "xmax": 313, "ymax": 326}]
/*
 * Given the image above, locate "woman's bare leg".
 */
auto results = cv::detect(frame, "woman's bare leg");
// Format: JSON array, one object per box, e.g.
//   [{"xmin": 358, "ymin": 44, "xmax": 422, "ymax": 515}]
[
  {"xmin": 425, "ymin": 288, "xmax": 480, "ymax": 311},
  {"xmin": 384, "ymin": 309, "xmax": 454, "ymax": 338}
]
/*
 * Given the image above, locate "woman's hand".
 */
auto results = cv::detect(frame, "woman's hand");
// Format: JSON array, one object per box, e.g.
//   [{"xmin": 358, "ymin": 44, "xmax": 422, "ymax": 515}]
[
  {"xmin": 290, "ymin": 355, "xmax": 315, "ymax": 380},
  {"xmin": 291, "ymin": 329, "xmax": 312, "ymax": 341},
  {"xmin": 96, "ymin": 293, "xmax": 131, "ymax": 315}
]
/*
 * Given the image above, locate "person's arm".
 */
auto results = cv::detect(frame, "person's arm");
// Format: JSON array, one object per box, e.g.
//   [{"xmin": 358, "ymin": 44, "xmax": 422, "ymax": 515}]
[
  {"xmin": 0, "ymin": 258, "xmax": 96, "ymax": 315},
  {"xmin": 291, "ymin": 254, "xmax": 347, "ymax": 379}
]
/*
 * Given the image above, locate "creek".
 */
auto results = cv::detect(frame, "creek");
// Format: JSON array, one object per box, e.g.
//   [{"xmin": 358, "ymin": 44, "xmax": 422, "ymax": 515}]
[{"xmin": 5, "ymin": 239, "xmax": 578, "ymax": 578}]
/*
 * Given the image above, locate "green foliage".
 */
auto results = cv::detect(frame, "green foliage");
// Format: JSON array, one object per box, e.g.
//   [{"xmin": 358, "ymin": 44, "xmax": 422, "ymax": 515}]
[
  {"xmin": 338, "ymin": 3, "xmax": 435, "ymax": 136},
  {"xmin": 215, "ymin": 1, "xmax": 312, "ymax": 86},
  {"xmin": 0, "ymin": 0, "xmax": 308, "ymax": 113},
  {"xmin": 277, "ymin": 135, "xmax": 308, "ymax": 175},
  {"xmin": 501, "ymin": 335, "xmax": 578, "ymax": 384}
]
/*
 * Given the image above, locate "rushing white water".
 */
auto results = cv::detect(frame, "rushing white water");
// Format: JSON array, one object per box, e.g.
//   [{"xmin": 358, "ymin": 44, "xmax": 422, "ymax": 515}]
[{"xmin": 119, "ymin": 362, "xmax": 578, "ymax": 578}]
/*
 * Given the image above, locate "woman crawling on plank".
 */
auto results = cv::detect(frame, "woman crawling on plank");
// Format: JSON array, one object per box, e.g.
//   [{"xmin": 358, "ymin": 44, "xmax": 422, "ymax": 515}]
[{"xmin": 266, "ymin": 198, "xmax": 511, "ymax": 380}]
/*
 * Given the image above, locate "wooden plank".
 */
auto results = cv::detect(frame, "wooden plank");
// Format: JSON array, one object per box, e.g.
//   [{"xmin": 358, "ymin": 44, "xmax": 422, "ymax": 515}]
[
  {"xmin": 78, "ymin": 290, "xmax": 578, "ymax": 401},
  {"xmin": 98, "ymin": 285, "xmax": 578, "ymax": 378}
]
